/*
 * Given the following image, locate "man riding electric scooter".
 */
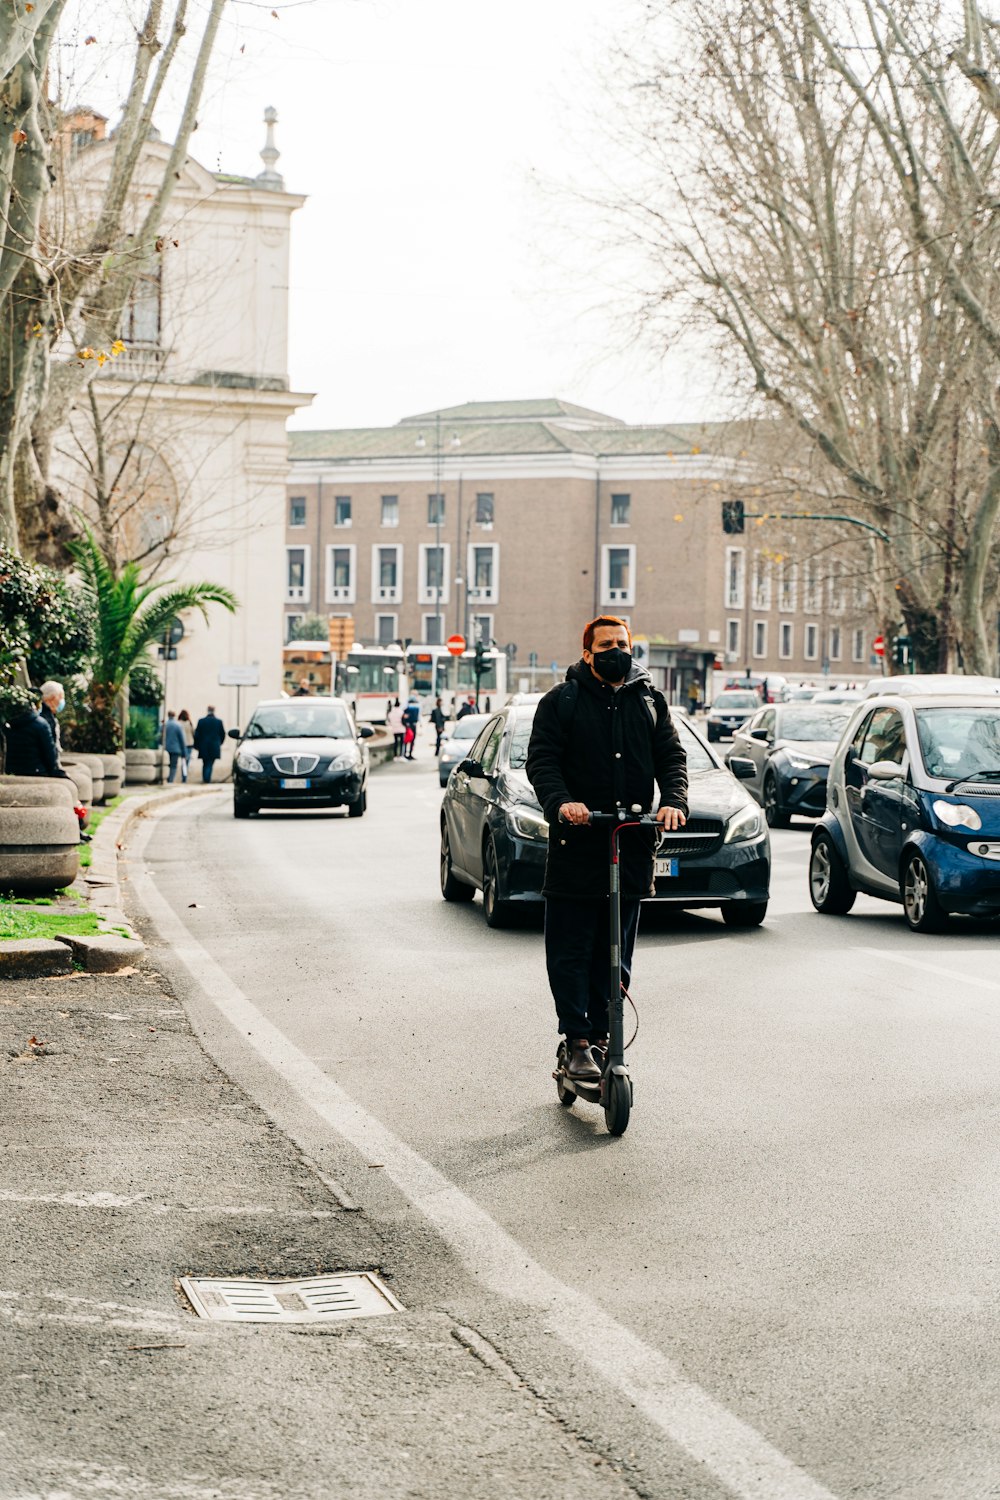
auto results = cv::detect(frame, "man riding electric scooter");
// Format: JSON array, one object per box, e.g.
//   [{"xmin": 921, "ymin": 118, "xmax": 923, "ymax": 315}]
[{"xmin": 526, "ymin": 616, "xmax": 688, "ymax": 1090}]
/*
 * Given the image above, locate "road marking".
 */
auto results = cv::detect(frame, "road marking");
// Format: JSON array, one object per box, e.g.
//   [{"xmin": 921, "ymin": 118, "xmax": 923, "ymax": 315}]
[
  {"xmin": 857, "ymin": 948, "xmax": 1000, "ymax": 993},
  {"xmin": 129, "ymin": 806, "xmax": 838, "ymax": 1500}
]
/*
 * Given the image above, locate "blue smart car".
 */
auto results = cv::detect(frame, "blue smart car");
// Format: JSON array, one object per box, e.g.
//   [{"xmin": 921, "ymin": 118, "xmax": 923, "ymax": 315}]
[{"xmin": 809, "ymin": 694, "xmax": 1000, "ymax": 932}]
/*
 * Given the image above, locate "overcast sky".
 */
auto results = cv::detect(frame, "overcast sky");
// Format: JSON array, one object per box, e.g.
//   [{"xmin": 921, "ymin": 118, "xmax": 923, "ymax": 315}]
[{"xmin": 62, "ymin": 0, "xmax": 723, "ymax": 431}]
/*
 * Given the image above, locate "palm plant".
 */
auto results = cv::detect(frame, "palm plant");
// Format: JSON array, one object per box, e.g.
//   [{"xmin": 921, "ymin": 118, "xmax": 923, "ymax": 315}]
[{"xmin": 67, "ymin": 528, "xmax": 237, "ymax": 752}]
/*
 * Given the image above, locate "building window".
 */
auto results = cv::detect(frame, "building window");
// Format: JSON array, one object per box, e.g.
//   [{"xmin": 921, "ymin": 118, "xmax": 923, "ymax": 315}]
[
  {"xmin": 375, "ymin": 613, "xmax": 397, "ymax": 646},
  {"xmin": 381, "ymin": 495, "xmax": 399, "ymax": 528},
  {"xmin": 853, "ymin": 576, "xmax": 868, "ymax": 611},
  {"xmin": 326, "ymin": 544, "xmax": 356, "ymax": 604},
  {"xmin": 610, "ymin": 493, "xmax": 631, "ymax": 527},
  {"xmin": 285, "ymin": 612, "xmax": 304, "ymax": 642},
  {"xmin": 829, "ymin": 625, "xmax": 842, "ymax": 661},
  {"xmin": 334, "ymin": 496, "xmax": 352, "ymax": 528},
  {"xmin": 285, "ymin": 545, "xmax": 310, "ymax": 604},
  {"xmin": 471, "ymin": 614, "xmax": 493, "ymax": 645},
  {"xmin": 753, "ymin": 620, "xmax": 767, "ymax": 659},
  {"xmin": 419, "ymin": 543, "xmax": 450, "ymax": 605},
  {"xmin": 852, "ymin": 627, "xmax": 866, "ymax": 663},
  {"xmin": 779, "ymin": 561, "xmax": 797, "ymax": 613},
  {"xmin": 468, "ymin": 543, "xmax": 499, "ymax": 605},
  {"xmin": 602, "ymin": 544, "xmax": 635, "ymax": 607},
  {"xmin": 779, "ymin": 621, "xmax": 793, "ymax": 659},
  {"xmin": 123, "ymin": 269, "xmax": 161, "ymax": 347},
  {"xmin": 475, "ymin": 492, "xmax": 494, "ymax": 527},
  {"xmin": 423, "ymin": 613, "xmax": 445, "ymax": 645},
  {"xmin": 752, "ymin": 552, "xmax": 771, "ymax": 611},
  {"xmin": 804, "ymin": 622, "xmax": 819, "ymax": 660},
  {"xmin": 725, "ymin": 546, "xmax": 745, "ymax": 609},
  {"xmin": 726, "ymin": 618, "xmax": 740, "ymax": 659},
  {"xmin": 428, "ymin": 493, "xmax": 445, "ymax": 526},
  {"xmin": 289, "ymin": 497, "xmax": 306, "ymax": 528},
  {"xmin": 828, "ymin": 560, "xmax": 845, "ymax": 612},
  {"xmin": 371, "ymin": 544, "xmax": 402, "ymax": 604},
  {"xmin": 803, "ymin": 560, "xmax": 819, "ymax": 613}
]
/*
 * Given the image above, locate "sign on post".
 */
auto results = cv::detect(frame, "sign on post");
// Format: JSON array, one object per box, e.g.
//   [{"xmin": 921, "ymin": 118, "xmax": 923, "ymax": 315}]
[
  {"xmin": 446, "ymin": 634, "xmax": 466, "ymax": 657},
  {"xmin": 872, "ymin": 635, "xmax": 885, "ymax": 657},
  {"xmin": 218, "ymin": 665, "xmax": 260, "ymax": 686}
]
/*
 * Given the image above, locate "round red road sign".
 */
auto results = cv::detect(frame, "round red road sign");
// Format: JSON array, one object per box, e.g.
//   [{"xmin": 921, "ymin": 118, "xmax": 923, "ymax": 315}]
[
  {"xmin": 446, "ymin": 634, "xmax": 466, "ymax": 657},
  {"xmin": 872, "ymin": 635, "xmax": 885, "ymax": 656}
]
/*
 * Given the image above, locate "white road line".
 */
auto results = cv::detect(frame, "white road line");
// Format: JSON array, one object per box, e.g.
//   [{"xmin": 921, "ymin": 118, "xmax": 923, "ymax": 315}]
[
  {"xmin": 856, "ymin": 948, "xmax": 1000, "ymax": 993},
  {"xmin": 128, "ymin": 806, "xmax": 838, "ymax": 1500}
]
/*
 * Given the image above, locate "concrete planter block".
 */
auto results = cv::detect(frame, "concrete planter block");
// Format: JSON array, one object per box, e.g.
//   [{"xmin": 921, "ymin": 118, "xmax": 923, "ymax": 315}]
[
  {"xmin": 64, "ymin": 753, "xmax": 105, "ymax": 803},
  {"xmin": 54, "ymin": 933, "xmax": 144, "ymax": 972},
  {"xmin": 0, "ymin": 778, "xmax": 75, "ymax": 808},
  {"xmin": 98, "ymin": 755, "xmax": 123, "ymax": 800},
  {"xmin": 125, "ymin": 749, "xmax": 158, "ymax": 765},
  {"xmin": 61, "ymin": 762, "xmax": 93, "ymax": 807},
  {"xmin": 0, "ymin": 803, "xmax": 81, "ymax": 893},
  {"xmin": 125, "ymin": 766, "xmax": 157, "ymax": 785},
  {"xmin": 0, "ymin": 938, "xmax": 74, "ymax": 977}
]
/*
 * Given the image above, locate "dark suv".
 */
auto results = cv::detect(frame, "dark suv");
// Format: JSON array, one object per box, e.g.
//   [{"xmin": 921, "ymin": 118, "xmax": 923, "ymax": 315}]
[{"xmin": 229, "ymin": 698, "xmax": 373, "ymax": 818}]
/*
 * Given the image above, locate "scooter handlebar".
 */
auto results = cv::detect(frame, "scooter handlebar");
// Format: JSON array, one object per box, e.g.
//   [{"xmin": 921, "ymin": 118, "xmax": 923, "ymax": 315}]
[{"xmin": 558, "ymin": 807, "xmax": 660, "ymax": 827}]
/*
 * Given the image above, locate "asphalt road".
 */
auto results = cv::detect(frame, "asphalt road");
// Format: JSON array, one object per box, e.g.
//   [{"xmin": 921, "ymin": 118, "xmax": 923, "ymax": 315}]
[{"xmin": 134, "ymin": 730, "xmax": 1000, "ymax": 1500}]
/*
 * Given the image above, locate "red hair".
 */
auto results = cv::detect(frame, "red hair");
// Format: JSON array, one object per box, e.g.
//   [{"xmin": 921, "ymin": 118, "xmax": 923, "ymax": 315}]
[{"xmin": 583, "ymin": 615, "xmax": 632, "ymax": 653}]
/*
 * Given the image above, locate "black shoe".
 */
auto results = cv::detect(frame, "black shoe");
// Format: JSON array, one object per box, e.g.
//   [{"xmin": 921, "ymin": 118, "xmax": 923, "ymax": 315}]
[{"xmin": 565, "ymin": 1041, "xmax": 601, "ymax": 1083}]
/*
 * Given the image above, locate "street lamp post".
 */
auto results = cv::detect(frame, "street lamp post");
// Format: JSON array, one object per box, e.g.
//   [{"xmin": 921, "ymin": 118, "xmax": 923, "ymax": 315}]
[{"xmin": 415, "ymin": 417, "xmax": 460, "ymax": 645}]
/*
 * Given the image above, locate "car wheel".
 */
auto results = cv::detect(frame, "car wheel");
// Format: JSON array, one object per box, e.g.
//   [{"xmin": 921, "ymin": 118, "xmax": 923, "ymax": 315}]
[
  {"xmin": 763, "ymin": 771, "xmax": 790, "ymax": 829},
  {"xmin": 721, "ymin": 900, "xmax": 768, "ymax": 928},
  {"xmin": 348, "ymin": 788, "xmax": 367, "ymax": 818},
  {"xmin": 901, "ymin": 850, "xmax": 948, "ymax": 933},
  {"xmin": 440, "ymin": 824, "xmax": 475, "ymax": 902},
  {"xmin": 809, "ymin": 833, "xmax": 856, "ymax": 914},
  {"xmin": 482, "ymin": 838, "xmax": 515, "ymax": 929}
]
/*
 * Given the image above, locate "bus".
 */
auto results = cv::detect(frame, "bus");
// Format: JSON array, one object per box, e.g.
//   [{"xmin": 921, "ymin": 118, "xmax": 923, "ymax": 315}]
[
  {"xmin": 405, "ymin": 644, "xmax": 509, "ymax": 714},
  {"xmin": 335, "ymin": 645, "xmax": 406, "ymax": 723}
]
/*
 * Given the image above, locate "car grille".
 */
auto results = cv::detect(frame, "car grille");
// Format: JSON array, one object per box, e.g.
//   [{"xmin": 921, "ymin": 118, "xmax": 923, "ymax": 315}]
[
  {"xmin": 271, "ymin": 753, "xmax": 320, "ymax": 776},
  {"xmin": 658, "ymin": 818, "xmax": 725, "ymax": 857}
]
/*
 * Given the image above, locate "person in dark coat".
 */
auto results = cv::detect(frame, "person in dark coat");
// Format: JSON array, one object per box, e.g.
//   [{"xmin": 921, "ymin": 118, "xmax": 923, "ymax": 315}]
[
  {"xmin": 193, "ymin": 706, "xmax": 226, "ymax": 782},
  {"xmin": 429, "ymin": 696, "xmax": 447, "ymax": 755},
  {"xmin": 456, "ymin": 695, "xmax": 478, "ymax": 720},
  {"xmin": 526, "ymin": 616, "xmax": 688, "ymax": 1083},
  {"xmin": 3, "ymin": 704, "xmax": 66, "ymax": 779}
]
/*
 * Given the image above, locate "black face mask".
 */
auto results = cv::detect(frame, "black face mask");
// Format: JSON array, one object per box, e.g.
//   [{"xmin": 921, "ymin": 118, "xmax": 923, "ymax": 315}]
[{"xmin": 592, "ymin": 647, "xmax": 632, "ymax": 682}]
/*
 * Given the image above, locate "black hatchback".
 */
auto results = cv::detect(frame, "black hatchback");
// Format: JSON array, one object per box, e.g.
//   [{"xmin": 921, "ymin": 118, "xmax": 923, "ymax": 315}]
[
  {"xmin": 440, "ymin": 703, "xmax": 771, "ymax": 928},
  {"xmin": 230, "ymin": 698, "xmax": 373, "ymax": 818}
]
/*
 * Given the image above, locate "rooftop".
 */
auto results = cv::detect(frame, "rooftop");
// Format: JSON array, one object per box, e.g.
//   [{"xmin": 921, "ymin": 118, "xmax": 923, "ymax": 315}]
[{"xmin": 397, "ymin": 398, "xmax": 627, "ymax": 429}]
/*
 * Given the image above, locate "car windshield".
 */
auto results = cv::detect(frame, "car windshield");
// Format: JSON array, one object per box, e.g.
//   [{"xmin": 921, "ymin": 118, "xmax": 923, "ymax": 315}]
[
  {"xmin": 506, "ymin": 707, "xmax": 715, "ymax": 774},
  {"xmin": 713, "ymin": 693, "xmax": 757, "ymax": 709},
  {"xmin": 778, "ymin": 707, "xmax": 851, "ymax": 740},
  {"xmin": 509, "ymin": 713, "xmax": 533, "ymax": 769},
  {"xmin": 915, "ymin": 707, "xmax": 1000, "ymax": 779},
  {"xmin": 448, "ymin": 717, "xmax": 488, "ymax": 741},
  {"xmin": 246, "ymin": 704, "xmax": 352, "ymax": 739}
]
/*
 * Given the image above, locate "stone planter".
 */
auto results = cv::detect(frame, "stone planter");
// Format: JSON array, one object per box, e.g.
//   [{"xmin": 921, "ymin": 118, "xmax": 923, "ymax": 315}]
[
  {"xmin": 99, "ymin": 754, "xmax": 123, "ymax": 801},
  {"xmin": 125, "ymin": 748, "xmax": 166, "ymax": 786},
  {"xmin": 63, "ymin": 753, "xmax": 105, "ymax": 804},
  {"xmin": 61, "ymin": 761, "xmax": 93, "ymax": 807},
  {"xmin": 0, "ymin": 786, "xmax": 80, "ymax": 893}
]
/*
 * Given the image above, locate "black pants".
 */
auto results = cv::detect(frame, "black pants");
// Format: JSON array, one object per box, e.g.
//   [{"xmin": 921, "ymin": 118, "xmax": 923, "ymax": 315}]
[
  {"xmin": 393, "ymin": 733, "xmax": 404, "ymax": 757},
  {"xmin": 544, "ymin": 896, "xmax": 641, "ymax": 1041}
]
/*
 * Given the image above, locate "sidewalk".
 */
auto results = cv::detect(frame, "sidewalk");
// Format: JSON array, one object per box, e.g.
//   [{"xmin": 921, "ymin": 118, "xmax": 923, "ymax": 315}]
[{"xmin": 0, "ymin": 957, "xmax": 633, "ymax": 1498}]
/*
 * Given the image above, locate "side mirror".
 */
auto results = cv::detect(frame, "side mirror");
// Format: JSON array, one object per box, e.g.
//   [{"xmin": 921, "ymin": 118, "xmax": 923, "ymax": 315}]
[
  {"xmin": 358, "ymin": 724, "xmax": 374, "ymax": 738},
  {"xmin": 728, "ymin": 757, "xmax": 757, "ymax": 781},
  {"xmin": 458, "ymin": 757, "xmax": 483, "ymax": 777},
  {"xmin": 228, "ymin": 727, "xmax": 240, "ymax": 740},
  {"xmin": 749, "ymin": 727, "xmax": 769, "ymax": 742},
  {"xmin": 867, "ymin": 759, "xmax": 903, "ymax": 781}
]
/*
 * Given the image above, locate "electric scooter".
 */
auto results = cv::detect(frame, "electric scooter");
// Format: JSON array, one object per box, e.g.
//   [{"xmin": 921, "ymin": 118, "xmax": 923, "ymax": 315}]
[{"xmin": 553, "ymin": 806, "xmax": 659, "ymax": 1137}]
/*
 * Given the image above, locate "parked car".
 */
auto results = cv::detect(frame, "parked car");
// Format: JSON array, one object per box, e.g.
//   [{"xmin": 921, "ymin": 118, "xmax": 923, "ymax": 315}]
[
  {"xmin": 728, "ymin": 703, "xmax": 853, "ymax": 827},
  {"xmin": 705, "ymin": 690, "xmax": 761, "ymax": 741},
  {"xmin": 786, "ymin": 686, "xmax": 821, "ymax": 702},
  {"xmin": 809, "ymin": 693, "xmax": 1000, "ymax": 931},
  {"xmin": 861, "ymin": 674, "xmax": 1000, "ymax": 698},
  {"xmin": 229, "ymin": 698, "xmax": 373, "ymax": 818},
  {"xmin": 724, "ymin": 672, "xmax": 789, "ymax": 703},
  {"xmin": 810, "ymin": 688, "xmax": 864, "ymax": 705},
  {"xmin": 439, "ymin": 703, "xmax": 771, "ymax": 928},
  {"xmin": 438, "ymin": 713, "xmax": 493, "ymax": 786}
]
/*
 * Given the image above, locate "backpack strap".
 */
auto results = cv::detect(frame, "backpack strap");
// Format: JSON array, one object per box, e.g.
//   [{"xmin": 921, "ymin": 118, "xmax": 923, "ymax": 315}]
[{"xmin": 556, "ymin": 678, "xmax": 579, "ymax": 734}]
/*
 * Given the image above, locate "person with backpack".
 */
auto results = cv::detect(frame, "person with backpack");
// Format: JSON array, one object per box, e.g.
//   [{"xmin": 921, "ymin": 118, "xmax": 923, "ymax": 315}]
[
  {"xmin": 525, "ymin": 616, "xmax": 688, "ymax": 1085},
  {"xmin": 401, "ymin": 696, "xmax": 420, "ymax": 761}
]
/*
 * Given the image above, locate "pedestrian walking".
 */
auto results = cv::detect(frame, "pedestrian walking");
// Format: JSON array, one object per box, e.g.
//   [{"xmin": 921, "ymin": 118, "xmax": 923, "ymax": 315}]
[
  {"xmin": 402, "ymin": 696, "xmax": 420, "ymax": 760},
  {"xmin": 687, "ymin": 679, "xmax": 700, "ymax": 716},
  {"xmin": 525, "ymin": 616, "xmax": 688, "ymax": 1085},
  {"xmin": 193, "ymin": 705, "xmax": 226, "ymax": 783},
  {"xmin": 456, "ymin": 695, "xmax": 478, "ymax": 720},
  {"xmin": 163, "ymin": 711, "xmax": 188, "ymax": 783},
  {"xmin": 386, "ymin": 698, "xmax": 405, "ymax": 757},
  {"xmin": 429, "ymin": 696, "xmax": 447, "ymax": 756},
  {"xmin": 178, "ymin": 709, "xmax": 194, "ymax": 778}
]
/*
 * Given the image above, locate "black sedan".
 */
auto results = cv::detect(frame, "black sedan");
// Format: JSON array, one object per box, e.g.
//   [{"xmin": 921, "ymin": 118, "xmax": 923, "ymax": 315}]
[
  {"xmin": 440, "ymin": 703, "xmax": 771, "ymax": 928},
  {"xmin": 727, "ymin": 703, "xmax": 852, "ymax": 828},
  {"xmin": 229, "ymin": 698, "xmax": 373, "ymax": 818}
]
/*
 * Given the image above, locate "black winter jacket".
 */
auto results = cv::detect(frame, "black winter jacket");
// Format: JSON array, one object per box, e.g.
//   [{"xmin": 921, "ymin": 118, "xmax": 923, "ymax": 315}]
[
  {"xmin": 525, "ymin": 660, "xmax": 688, "ymax": 899},
  {"xmin": 3, "ymin": 708, "xmax": 65, "ymax": 779}
]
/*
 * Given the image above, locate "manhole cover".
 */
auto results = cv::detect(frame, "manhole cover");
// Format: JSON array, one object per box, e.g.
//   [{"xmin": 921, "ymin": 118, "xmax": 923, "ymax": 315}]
[{"xmin": 179, "ymin": 1272, "xmax": 403, "ymax": 1323}]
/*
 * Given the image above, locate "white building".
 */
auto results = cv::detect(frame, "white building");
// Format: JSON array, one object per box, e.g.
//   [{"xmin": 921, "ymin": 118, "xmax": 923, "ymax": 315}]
[{"xmin": 55, "ymin": 108, "xmax": 311, "ymax": 728}]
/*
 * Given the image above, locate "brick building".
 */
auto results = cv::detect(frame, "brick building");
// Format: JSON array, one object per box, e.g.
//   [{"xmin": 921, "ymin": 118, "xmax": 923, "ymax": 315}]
[{"xmin": 286, "ymin": 400, "xmax": 880, "ymax": 700}]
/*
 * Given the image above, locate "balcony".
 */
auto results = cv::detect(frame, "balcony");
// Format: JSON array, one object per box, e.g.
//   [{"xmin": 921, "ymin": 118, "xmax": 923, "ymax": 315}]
[{"xmin": 286, "ymin": 584, "xmax": 308, "ymax": 603}]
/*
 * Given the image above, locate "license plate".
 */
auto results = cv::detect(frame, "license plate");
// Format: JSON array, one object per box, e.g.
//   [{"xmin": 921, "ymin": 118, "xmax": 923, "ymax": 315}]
[
  {"xmin": 280, "ymin": 777, "xmax": 311, "ymax": 789},
  {"xmin": 655, "ymin": 856, "xmax": 679, "ymax": 878}
]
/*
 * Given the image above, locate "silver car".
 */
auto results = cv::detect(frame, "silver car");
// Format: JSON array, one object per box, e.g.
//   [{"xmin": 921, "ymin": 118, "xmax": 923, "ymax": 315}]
[{"xmin": 438, "ymin": 713, "xmax": 493, "ymax": 786}]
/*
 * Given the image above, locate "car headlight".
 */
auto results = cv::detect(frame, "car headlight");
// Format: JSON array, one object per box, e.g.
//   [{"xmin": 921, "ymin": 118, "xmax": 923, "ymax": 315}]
[
  {"xmin": 932, "ymin": 799, "xmax": 982, "ymax": 831},
  {"xmin": 785, "ymin": 753, "xmax": 830, "ymax": 771},
  {"xmin": 330, "ymin": 749, "xmax": 362, "ymax": 771},
  {"xmin": 508, "ymin": 807, "xmax": 549, "ymax": 841},
  {"xmin": 724, "ymin": 803, "xmax": 764, "ymax": 843},
  {"xmin": 235, "ymin": 749, "xmax": 264, "ymax": 773}
]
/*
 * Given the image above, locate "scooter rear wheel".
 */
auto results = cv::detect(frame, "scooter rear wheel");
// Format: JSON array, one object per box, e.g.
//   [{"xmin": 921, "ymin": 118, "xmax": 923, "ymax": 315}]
[
  {"xmin": 555, "ymin": 1043, "xmax": 576, "ymax": 1107},
  {"xmin": 604, "ymin": 1072, "xmax": 632, "ymax": 1136}
]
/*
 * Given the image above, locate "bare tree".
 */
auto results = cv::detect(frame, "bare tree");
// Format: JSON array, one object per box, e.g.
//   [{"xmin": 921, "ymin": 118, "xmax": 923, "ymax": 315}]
[
  {"xmin": 0, "ymin": 0, "xmax": 227, "ymax": 563},
  {"xmin": 602, "ymin": 0, "xmax": 1000, "ymax": 671}
]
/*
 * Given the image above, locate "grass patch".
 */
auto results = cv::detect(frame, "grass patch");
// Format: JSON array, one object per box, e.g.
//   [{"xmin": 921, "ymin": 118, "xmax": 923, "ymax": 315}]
[
  {"xmin": 0, "ymin": 901, "xmax": 103, "ymax": 941},
  {"xmin": 79, "ymin": 794, "xmax": 124, "ymax": 868}
]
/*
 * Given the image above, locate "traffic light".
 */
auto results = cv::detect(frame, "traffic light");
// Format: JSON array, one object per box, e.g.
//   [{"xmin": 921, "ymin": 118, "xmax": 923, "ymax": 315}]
[
  {"xmin": 722, "ymin": 499, "xmax": 745, "ymax": 535},
  {"xmin": 892, "ymin": 634, "xmax": 912, "ymax": 669},
  {"xmin": 473, "ymin": 639, "xmax": 486, "ymax": 704}
]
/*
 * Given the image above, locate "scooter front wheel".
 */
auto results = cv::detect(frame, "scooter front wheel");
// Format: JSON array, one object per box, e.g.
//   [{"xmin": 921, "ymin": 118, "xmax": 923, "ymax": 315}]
[{"xmin": 604, "ymin": 1071, "xmax": 632, "ymax": 1136}]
